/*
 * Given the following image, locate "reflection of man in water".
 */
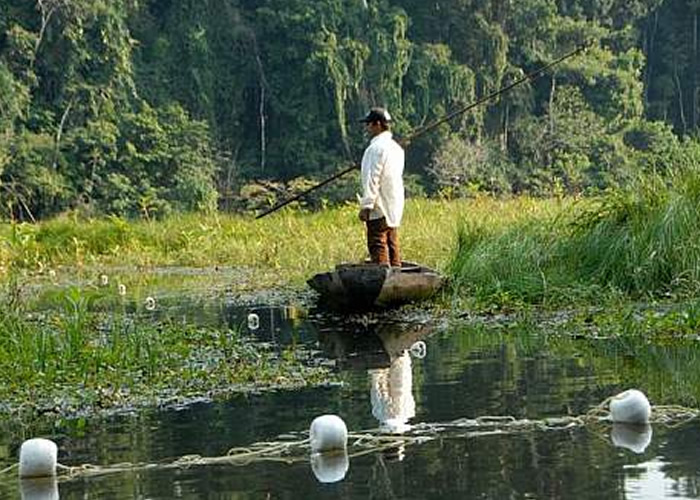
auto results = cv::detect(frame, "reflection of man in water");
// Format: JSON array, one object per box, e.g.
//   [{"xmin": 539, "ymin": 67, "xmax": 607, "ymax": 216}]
[{"xmin": 369, "ymin": 350, "xmax": 415, "ymax": 433}]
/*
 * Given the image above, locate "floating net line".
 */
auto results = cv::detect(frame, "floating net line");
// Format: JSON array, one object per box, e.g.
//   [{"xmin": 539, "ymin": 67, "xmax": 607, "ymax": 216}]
[
  {"xmin": 2, "ymin": 403, "xmax": 698, "ymax": 482},
  {"xmin": 584, "ymin": 399, "xmax": 700, "ymax": 427}
]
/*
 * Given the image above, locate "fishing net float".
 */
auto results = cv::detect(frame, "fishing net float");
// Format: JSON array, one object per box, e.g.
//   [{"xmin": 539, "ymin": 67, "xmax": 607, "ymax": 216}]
[
  {"xmin": 3, "ymin": 391, "xmax": 699, "ymax": 484},
  {"xmin": 19, "ymin": 438, "xmax": 58, "ymax": 478}
]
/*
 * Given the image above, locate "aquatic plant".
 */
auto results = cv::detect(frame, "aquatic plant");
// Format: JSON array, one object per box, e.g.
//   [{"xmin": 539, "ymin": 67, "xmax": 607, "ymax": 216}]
[{"xmin": 0, "ymin": 288, "xmax": 331, "ymax": 418}]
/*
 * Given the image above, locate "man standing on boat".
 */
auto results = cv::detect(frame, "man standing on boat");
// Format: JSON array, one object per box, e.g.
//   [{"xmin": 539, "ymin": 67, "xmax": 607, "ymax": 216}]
[{"xmin": 358, "ymin": 107, "xmax": 405, "ymax": 267}]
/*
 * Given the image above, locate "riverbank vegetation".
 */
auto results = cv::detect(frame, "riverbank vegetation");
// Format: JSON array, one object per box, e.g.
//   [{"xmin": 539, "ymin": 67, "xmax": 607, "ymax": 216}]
[
  {"xmin": 4, "ymin": 159, "xmax": 700, "ymax": 307},
  {"xmin": 450, "ymin": 160, "xmax": 700, "ymax": 308},
  {"xmin": 0, "ymin": 198, "xmax": 474, "ymax": 285}
]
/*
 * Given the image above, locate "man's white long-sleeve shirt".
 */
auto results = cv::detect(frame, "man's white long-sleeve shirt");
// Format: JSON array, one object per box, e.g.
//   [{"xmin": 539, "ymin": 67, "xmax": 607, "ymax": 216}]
[{"xmin": 360, "ymin": 131, "xmax": 405, "ymax": 227}]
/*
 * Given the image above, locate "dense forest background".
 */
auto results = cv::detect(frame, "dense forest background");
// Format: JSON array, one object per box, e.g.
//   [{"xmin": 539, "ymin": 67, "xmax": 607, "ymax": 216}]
[{"xmin": 1, "ymin": 0, "xmax": 699, "ymax": 220}]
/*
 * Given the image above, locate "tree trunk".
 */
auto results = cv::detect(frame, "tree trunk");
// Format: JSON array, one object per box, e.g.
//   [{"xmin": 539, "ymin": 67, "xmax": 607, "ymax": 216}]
[
  {"xmin": 675, "ymin": 71, "xmax": 687, "ymax": 134},
  {"xmin": 644, "ymin": 10, "xmax": 659, "ymax": 109},
  {"xmin": 694, "ymin": 11, "xmax": 698, "ymax": 130},
  {"xmin": 34, "ymin": 0, "xmax": 63, "ymax": 65},
  {"xmin": 548, "ymin": 75, "xmax": 556, "ymax": 132},
  {"xmin": 259, "ymin": 82, "xmax": 266, "ymax": 172},
  {"xmin": 501, "ymin": 103, "xmax": 509, "ymax": 152},
  {"xmin": 249, "ymin": 34, "xmax": 268, "ymax": 172},
  {"xmin": 53, "ymin": 97, "xmax": 74, "ymax": 171}
]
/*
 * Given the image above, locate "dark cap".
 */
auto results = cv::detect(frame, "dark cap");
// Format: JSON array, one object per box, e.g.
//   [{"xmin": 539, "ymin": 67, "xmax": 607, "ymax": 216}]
[{"xmin": 359, "ymin": 107, "xmax": 392, "ymax": 124}]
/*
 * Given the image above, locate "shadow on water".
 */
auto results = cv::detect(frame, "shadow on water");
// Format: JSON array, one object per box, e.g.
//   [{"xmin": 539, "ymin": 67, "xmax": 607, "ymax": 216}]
[{"xmin": 5, "ymin": 294, "xmax": 700, "ymax": 498}]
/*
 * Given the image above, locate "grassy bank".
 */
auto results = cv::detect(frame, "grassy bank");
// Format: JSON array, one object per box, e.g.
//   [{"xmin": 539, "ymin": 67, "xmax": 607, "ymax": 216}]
[
  {"xmin": 4, "ymin": 178, "xmax": 700, "ymax": 306},
  {"xmin": 450, "ymin": 168, "xmax": 700, "ymax": 307},
  {"xmin": 0, "ymin": 197, "xmax": 572, "ymax": 291},
  {"xmin": 0, "ymin": 199, "xmax": 470, "ymax": 286}
]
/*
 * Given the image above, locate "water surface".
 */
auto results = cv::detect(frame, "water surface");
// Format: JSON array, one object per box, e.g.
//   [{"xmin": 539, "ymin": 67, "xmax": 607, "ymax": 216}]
[{"xmin": 3, "ymin": 273, "xmax": 700, "ymax": 499}]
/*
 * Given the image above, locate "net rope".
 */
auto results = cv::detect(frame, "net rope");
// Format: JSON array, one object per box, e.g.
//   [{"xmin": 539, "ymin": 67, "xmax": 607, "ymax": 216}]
[{"xmin": 2, "ymin": 402, "xmax": 698, "ymax": 481}]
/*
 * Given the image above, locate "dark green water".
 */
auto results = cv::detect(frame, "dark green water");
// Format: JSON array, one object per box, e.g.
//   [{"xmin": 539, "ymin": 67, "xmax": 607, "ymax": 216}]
[{"xmin": 2, "ymin": 277, "xmax": 700, "ymax": 499}]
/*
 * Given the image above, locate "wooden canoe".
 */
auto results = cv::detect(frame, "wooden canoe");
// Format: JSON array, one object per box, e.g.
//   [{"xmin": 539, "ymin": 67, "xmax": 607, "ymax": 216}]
[{"xmin": 307, "ymin": 261, "xmax": 443, "ymax": 310}]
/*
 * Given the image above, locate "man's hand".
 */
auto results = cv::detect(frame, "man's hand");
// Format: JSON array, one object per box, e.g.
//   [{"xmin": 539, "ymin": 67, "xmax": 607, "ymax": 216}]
[{"xmin": 358, "ymin": 208, "xmax": 371, "ymax": 222}]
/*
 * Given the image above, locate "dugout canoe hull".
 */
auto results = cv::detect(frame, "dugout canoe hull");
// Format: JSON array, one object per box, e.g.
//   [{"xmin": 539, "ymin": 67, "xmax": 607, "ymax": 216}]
[{"xmin": 307, "ymin": 261, "xmax": 443, "ymax": 310}]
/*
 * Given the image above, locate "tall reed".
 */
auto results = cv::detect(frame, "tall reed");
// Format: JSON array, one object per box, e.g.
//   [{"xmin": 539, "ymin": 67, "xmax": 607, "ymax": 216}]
[{"xmin": 450, "ymin": 165, "xmax": 700, "ymax": 304}]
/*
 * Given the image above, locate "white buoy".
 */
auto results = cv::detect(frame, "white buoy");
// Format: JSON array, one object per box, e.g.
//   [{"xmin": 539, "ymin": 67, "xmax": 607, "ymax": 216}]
[
  {"xmin": 609, "ymin": 389, "xmax": 651, "ymax": 424},
  {"xmin": 19, "ymin": 438, "xmax": 58, "ymax": 478},
  {"xmin": 611, "ymin": 423, "xmax": 653, "ymax": 454},
  {"xmin": 309, "ymin": 415, "xmax": 348, "ymax": 452},
  {"xmin": 310, "ymin": 450, "xmax": 349, "ymax": 483},
  {"xmin": 20, "ymin": 476, "xmax": 59, "ymax": 500}
]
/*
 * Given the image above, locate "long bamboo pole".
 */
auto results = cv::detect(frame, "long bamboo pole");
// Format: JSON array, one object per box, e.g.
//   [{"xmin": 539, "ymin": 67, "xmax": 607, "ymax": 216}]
[{"xmin": 255, "ymin": 42, "xmax": 589, "ymax": 220}]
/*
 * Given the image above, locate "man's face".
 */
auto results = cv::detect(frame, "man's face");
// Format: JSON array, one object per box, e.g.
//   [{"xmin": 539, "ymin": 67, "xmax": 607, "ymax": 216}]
[{"xmin": 365, "ymin": 121, "xmax": 383, "ymax": 138}]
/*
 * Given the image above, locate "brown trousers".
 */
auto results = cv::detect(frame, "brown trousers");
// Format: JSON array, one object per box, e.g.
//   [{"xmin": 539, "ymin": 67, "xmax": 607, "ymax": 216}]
[{"xmin": 366, "ymin": 217, "xmax": 401, "ymax": 267}]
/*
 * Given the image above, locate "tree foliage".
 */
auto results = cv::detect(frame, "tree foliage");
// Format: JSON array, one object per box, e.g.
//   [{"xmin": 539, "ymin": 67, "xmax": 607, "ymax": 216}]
[{"xmin": 0, "ymin": 0, "xmax": 696, "ymax": 219}]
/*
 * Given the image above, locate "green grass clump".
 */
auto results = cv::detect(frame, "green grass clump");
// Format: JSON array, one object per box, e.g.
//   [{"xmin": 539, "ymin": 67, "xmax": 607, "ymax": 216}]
[
  {"xmin": 448, "ymin": 197, "xmax": 579, "ymax": 305},
  {"xmin": 450, "ymin": 167, "xmax": 700, "ymax": 306}
]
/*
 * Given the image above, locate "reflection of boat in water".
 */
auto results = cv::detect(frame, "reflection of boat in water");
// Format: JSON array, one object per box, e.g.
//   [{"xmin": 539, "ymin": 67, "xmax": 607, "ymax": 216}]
[{"xmin": 307, "ymin": 262, "xmax": 443, "ymax": 311}]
